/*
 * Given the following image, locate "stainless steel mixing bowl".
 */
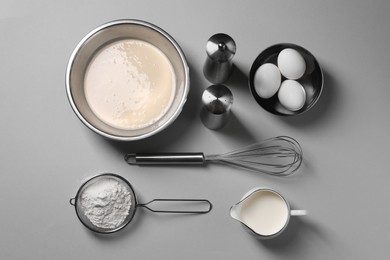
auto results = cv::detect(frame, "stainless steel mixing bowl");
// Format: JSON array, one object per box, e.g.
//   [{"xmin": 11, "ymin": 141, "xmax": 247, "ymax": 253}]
[{"xmin": 66, "ymin": 19, "xmax": 190, "ymax": 141}]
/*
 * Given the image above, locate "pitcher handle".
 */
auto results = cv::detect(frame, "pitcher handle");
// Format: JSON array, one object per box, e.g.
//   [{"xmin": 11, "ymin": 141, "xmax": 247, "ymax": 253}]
[{"xmin": 291, "ymin": 209, "xmax": 307, "ymax": 216}]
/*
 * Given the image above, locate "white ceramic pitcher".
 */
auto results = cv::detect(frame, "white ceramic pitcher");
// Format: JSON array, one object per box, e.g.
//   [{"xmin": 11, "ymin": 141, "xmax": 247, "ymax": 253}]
[{"xmin": 230, "ymin": 187, "xmax": 307, "ymax": 239}]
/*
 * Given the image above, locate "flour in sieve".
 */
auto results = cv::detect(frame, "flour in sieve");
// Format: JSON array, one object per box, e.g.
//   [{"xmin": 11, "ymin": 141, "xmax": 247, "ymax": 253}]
[{"xmin": 80, "ymin": 177, "xmax": 132, "ymax": 229}]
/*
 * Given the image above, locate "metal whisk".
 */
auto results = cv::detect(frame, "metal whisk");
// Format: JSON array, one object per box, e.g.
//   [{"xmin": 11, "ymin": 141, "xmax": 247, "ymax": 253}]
[{"xmin": 124, "ymin": 136, "xmax": 303, "ymax": 176}]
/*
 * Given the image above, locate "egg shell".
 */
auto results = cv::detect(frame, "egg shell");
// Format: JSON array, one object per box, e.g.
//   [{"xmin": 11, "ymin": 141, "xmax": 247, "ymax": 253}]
[
  {"xmin": 253, "ymin": 63, "xmax": 281, "ymax": 99},
  {"xmin": 277, "ymin": 48, "xmax": 306, "ymax": 80},
  {"xmin": 278, "ymin": 80, "xmax": 306, "ymax": 111}
]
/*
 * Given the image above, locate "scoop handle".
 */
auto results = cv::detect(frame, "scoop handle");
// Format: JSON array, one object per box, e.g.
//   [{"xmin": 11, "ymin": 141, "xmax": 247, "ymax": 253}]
[
  {"xmin": 138, "ymin": 199, "xmax": 212, "ymax": 213},
  {"xmin": 125, "ymin": 153, "xmax": 205, "ymax": 165}
]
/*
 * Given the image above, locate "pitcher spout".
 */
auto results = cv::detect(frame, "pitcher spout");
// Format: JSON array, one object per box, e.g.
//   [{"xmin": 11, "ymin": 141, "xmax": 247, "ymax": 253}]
[{"xmin": 229, "ymin": 203, "xmax": 242, "ymax": 222}]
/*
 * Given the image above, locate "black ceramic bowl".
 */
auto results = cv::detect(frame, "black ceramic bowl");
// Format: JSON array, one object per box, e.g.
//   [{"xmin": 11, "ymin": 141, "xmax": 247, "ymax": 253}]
[{"xmin": 249, "ymin": 43, "xmax": 323, "ymax": 116}]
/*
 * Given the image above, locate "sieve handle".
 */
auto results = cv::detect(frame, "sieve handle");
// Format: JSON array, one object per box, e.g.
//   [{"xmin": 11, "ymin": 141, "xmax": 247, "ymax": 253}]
[
  {"xmin": 125, "ymin": 153, "xmax": 205, "ymax": 165},
  {"xmin": 138, "ymin": 199, "xmax": 212, "ymax": 213}
]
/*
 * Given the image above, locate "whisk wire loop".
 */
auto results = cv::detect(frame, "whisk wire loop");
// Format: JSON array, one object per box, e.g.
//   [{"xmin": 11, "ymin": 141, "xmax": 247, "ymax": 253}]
[{"xmin": 205, "ymin": 136, "xmax": 303, "ymax": 176}]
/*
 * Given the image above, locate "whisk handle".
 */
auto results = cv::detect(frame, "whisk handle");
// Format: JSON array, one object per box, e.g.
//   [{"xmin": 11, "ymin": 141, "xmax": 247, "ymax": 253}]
[{"xmin": 125, "ymin": 153, "xmax": 205, "ymax": 165}]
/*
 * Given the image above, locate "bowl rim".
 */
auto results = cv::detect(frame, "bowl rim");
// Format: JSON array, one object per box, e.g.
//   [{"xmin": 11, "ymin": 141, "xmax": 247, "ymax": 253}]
[
  {"xmin": 65, "ymin": 19, "xmax": 190, "ymax": 141},
  {"xmin": 248, "ymin": 42, "xmax": 324, "ymax": 116}
]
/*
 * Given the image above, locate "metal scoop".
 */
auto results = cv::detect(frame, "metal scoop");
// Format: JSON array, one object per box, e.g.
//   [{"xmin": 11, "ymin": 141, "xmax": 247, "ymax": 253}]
[{"xmin": 70, "ymin": 173, "xmax": 212, "ymax": 234}]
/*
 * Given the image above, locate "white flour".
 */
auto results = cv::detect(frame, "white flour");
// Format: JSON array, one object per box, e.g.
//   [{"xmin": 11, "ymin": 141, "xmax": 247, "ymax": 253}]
[{"xmin": 80, "ymin": 177, "xmax": 132, "ymax": 229}]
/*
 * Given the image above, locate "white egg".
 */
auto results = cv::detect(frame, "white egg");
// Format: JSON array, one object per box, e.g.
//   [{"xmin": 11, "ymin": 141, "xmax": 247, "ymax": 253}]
[
  {"xmin": 253, "ymin": 63, "xmax": 281, "ymax": 99},
  {"xmin": 277, "ymin": 48, "xmax": 306, "ymax": 80},
  {"xmin": 278, "ymin": 80, "xmax": 306, "ymax": 111}
]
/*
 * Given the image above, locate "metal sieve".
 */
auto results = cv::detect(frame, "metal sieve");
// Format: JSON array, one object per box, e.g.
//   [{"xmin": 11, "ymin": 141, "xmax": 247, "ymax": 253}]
[{"xmin": 69, "ymin": 173, "xmax": 212, "ymax": 234}]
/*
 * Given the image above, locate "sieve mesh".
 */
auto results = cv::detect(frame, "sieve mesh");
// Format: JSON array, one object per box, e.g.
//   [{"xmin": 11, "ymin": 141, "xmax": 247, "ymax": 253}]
[{"xmin": 73, "ymin": 174, "xmax": 137, "ymax": 234}]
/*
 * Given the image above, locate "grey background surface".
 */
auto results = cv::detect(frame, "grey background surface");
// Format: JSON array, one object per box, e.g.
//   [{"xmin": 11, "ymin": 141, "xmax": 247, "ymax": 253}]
[{"xmin": 1, "ymin": 0, "xmax": 389, "ymax": 259}]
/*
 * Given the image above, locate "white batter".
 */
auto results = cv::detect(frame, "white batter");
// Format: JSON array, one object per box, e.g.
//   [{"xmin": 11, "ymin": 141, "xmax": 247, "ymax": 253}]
[{"xmin": 84, "ymin": 39, "xmax": 176, "ymax": 130}]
